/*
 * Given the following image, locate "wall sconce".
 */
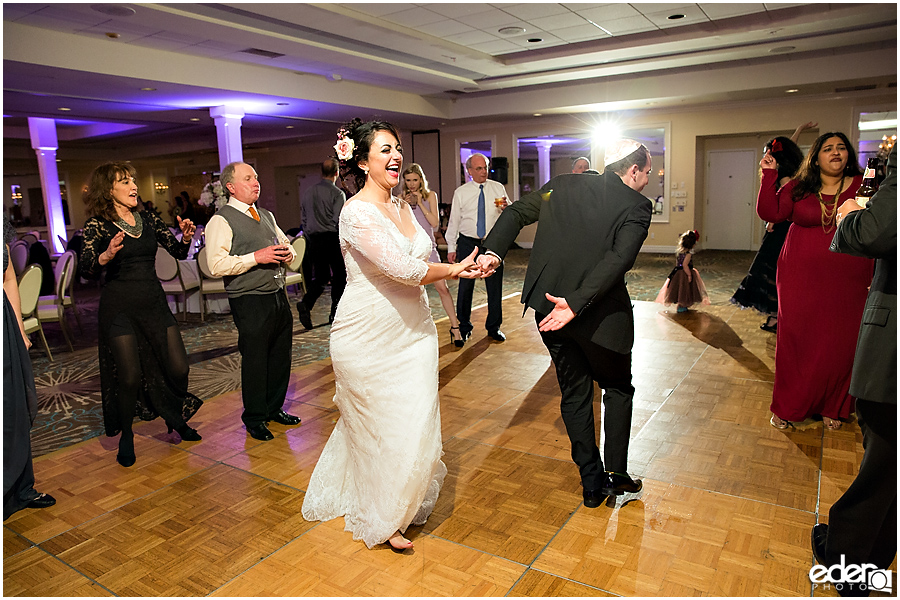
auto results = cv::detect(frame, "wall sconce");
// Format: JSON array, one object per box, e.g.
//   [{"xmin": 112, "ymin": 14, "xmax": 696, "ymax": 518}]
[
  {"xmin": 154, "ymin": 182, "xmax": 169, "ymax": 194},
  {"xmin": 878, "ymin": 134, "xmax": 897, "ymax": 159},
  {"xmin": 10, "ymin": 185, "xmax": 22, "ymax": 202}
]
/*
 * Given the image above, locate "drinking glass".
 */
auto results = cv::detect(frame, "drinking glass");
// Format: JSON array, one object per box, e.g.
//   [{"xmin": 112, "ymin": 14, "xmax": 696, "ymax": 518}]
[{"xmin": 272, "ymin": 236, "xmax": 286, "ymax": 287}]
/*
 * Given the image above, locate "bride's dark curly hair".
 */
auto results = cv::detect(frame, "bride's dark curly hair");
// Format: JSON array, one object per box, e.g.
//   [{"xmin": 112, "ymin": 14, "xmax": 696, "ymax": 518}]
[{"xmin": 336, "ymin": 118, "xmax": 402, "ymax": 191}]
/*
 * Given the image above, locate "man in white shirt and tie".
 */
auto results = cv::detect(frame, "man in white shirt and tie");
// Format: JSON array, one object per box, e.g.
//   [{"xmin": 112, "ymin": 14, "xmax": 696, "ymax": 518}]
[{"xmin": 446, "ymin": 153, "xmax": 510, "ymax": 344}]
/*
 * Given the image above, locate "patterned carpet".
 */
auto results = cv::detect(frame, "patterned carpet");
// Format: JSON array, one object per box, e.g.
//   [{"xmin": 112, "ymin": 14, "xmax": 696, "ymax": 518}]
[{"xmin": 27, "ymin": 248, "xmax": 756, "ymax": 457}]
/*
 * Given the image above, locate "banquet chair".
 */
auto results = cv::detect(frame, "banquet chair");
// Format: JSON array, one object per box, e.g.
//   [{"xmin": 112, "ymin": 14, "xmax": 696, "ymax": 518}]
[
  {"xmin": 9, "ymin": 241, "xmax": 29, "ymax": 276},
  {"xmin": 284, "ymin": 236, "xmax": 307, "ymax": 296},
  {"xmin": 156, "ymin": 246, "xmax": 199, "ymax": 321},
  {"xmin": 36, "ymin": 254, "xmax": 75, "ymax": 352},
  {"xmin": 196, "ymin": 246, "xmax": 227, "ymax": 322},
  {"xmin": 38, "ymin": 250, "xmax": 81, "ymax": 332},
  {"xmin": 18, "ymin": 264, "xmax": 53, "ymax": 361},
  {"xmin": 20, "ymin": 232, "xmax": 39, "ymax": 246}
]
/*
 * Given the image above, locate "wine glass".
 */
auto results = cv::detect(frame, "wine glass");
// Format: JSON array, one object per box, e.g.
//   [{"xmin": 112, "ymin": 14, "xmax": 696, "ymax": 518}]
[{"xmin": 272, "ymin": 235, "xmax": 286, "ymax": 288}]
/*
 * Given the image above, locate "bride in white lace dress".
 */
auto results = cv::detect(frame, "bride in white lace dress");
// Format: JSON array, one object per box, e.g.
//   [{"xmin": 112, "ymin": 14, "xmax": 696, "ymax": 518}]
[{"xmin": 301, "ymin": 119, "xmax": 479, "ymax": 551}]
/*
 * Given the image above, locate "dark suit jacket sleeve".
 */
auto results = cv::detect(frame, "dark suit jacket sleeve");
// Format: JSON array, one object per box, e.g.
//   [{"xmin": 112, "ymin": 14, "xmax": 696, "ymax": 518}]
[
  {"xmin": 568, "ymin": 198, "xmax": 652, "ymax": 313},
  {"xmin": 830, "ymin": 148, "xmax": 896, "ymax": 404},
  {"xmin": 482, "ymin": 185, "xmax": 543, "ymax": 259},
  {"xmin": 830, "ymin": 157, "xmax": 897, "ymax": 259}
]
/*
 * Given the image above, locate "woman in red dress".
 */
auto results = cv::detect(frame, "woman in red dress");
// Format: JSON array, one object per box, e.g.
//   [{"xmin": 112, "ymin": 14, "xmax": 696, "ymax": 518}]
[{"xmin": 757, "ymin": 132, "xmax": 873, "ymax": 430}]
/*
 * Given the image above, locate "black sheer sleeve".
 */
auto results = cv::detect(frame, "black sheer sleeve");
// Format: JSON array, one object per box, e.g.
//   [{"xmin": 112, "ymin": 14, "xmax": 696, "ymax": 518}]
[
  {"xmin": 79, "ymin": 217, "xmax": 111, "ymax": 280},
  {"xmin": 146, "ymin": 210, "xmax": 190, "ymax": 259}
]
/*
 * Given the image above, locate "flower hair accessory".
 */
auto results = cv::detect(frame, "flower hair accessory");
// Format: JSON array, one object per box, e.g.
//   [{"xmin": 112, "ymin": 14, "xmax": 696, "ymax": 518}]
[
  {"xmin": 768, "ymin": 139, "xmax": 783, "ymax": 154},
  {"xmin": 334, "ymin": 129, "xmax": 355, "ymax": 161}
]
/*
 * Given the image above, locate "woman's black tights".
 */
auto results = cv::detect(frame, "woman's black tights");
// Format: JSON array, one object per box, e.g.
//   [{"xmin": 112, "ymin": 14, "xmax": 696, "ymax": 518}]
[{"xmin": 108, "ymin": 325, "xmax": 190, "ymax": 462}]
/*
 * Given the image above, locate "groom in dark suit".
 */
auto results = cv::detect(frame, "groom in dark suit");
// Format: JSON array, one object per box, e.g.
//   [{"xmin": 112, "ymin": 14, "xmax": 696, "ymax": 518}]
[
  {"xmin": 478, "ymin": 140, "xmax": 653, "ymax": 507},
  {"xmin": 813, "ymin": 146, "xmax": 896, "ymax": 595}
]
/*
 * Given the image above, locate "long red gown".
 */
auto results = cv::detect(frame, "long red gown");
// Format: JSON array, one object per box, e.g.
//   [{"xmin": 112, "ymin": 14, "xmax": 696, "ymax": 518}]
[{"xmin": 756, "ymin": 170, "xmax": 873, "ymax": 421}]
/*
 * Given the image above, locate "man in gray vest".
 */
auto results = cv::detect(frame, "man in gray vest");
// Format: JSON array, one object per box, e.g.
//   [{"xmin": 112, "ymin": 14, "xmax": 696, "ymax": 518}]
[{"xmin": 205, "ymin": 161, "xmax": 301, "ymax": 441}]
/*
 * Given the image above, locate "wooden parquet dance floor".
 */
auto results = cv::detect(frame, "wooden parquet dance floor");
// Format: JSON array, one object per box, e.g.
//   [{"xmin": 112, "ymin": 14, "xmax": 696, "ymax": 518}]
[{"xmin": 4, "ymin": 297, "xmax": 894, "ymax": 597}]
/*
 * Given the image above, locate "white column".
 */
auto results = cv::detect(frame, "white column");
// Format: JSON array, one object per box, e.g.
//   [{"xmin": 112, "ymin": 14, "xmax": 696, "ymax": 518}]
[
  {"xmin": 210, "ymin": 105, "xmax": 245, "ymax": 170},
  {"xmin": 27, "ymin": 117, "xmax": 67, "ymax": 253},
  {"xmin": 536, "ymin": 140, "xmax": 553, "ymax": 187}
]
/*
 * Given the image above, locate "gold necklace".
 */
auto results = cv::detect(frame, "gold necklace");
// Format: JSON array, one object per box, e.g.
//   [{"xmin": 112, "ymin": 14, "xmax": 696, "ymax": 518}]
[{"xmin": 816, "ymin": 176, "xmax": 844, "ymax": 233}]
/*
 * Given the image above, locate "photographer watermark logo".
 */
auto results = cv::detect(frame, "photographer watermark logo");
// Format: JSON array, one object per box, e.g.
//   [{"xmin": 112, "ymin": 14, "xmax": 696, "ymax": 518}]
[{"xmin": 810, "ymin": 555, "xmax": 893, "ymax": 594}]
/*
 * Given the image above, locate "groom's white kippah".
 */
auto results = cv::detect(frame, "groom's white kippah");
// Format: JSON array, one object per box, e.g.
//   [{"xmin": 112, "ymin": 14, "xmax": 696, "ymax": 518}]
[{"xmin": 603, "ymin": 139, "xmax": 643, "ymax": 167}]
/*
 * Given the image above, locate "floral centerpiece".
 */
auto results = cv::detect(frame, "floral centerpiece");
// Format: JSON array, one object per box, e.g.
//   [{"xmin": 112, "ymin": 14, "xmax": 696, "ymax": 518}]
[{"xmin": 198, "ymin": 180, "xmax": 228, "ymax": 212}]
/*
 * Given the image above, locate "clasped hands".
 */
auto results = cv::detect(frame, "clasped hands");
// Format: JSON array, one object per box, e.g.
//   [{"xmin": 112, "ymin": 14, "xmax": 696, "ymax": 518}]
[
  {"xmin": 450, "ymin": 248, "xmax": 497, "ymax": 279},
  {"xmin": 453, "ymin": 250, "xmax": 574, "ymax": 331}
]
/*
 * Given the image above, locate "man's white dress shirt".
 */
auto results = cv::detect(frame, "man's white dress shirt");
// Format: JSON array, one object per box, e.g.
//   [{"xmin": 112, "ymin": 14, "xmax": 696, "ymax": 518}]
[
  {"xmin": 445, "ymin": 179, "xmax": 509, "ymax": 253},
  {"xmin": 205, "ymin": 197, "xmax": 295, "ymax": 277}
]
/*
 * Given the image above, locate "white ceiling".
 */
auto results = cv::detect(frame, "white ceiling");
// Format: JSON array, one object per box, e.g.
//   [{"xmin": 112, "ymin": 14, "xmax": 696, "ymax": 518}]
[{"xmin": 2, "ymin": 2, "xmax": 897, "ymax": 154}]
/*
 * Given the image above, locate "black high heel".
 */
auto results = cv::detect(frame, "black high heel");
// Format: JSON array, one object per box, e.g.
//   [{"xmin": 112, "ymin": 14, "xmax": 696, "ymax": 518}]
[
  {"xmin": 168, "ymin": 423, "xmax": 202, "ymax": 441},
  {"xmin": 449, "ymin": 326, "xmax": 464, "ymax": 348}
]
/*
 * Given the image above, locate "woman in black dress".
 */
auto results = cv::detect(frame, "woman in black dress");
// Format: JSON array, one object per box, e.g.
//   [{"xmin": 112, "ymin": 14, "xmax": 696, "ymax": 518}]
[
  {"xmin": 3, "ymin": 216, "xmax": 56, "ymax": 519},
  {"xmin": 80, "ymin": 163, "xmax": 203, "ymax": 467},
  {"xmin": 730, "ymin": 135, "xmax": 804, "ymax": 331}
]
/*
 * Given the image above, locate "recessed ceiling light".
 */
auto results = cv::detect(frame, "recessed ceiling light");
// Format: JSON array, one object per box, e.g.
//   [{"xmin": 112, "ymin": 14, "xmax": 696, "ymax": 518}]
[
  {"xmin": 527, "ymin": 38, "xmax": 543, "ymax": 43},
  {"xmin": 786, "ymin": 88, "xmax": 799, "ymax": 93},
  {"xmin": 286, "ymin": 125, "xmax": 294, "ymax": 129},
  {"xmin": 770, "ymin": 46, "xmax": 796, "ymax": 54},
  {"xmin": 498, "ymin": 26, "xmax": 526, "ymax": 35},
  {"xmin": 90, "ymin": 4, "xmax": 136, "ymax": 17},
  {"xmin": 106, "ymin": 32, "xmax": 120, "ymax": 39},
  {"xmin": 58, "ymin": 107, "xmax": 71, "ymax": 111},
  {"xmin": 667, "ymin": 14, "xmax": 685, "ymax": 20},
  {"xmin": 328, "ymin": 73, "xmax": 342, "ymax": 81},
  {"xmin": 140, "ymin": 87, "xmax": 156, "ymax": 91},
  {"xmin": 533, "ymin": 113, "xmax": 542, "ymax": 117},
  {"xmin": 189, "ymin": 117, "xmax": 200, "ymax": 122},
  {"xmin": 276, "ymin": 102, "xmax": 289, "ymax": 106}
]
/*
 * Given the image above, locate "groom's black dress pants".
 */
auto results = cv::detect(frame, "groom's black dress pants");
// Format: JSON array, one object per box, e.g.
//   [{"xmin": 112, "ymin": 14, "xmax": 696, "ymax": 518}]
[
  {"xmin": 825, "ymin": 399, "xmax": 897, "ymax": 570},
  {"xmin": 537, "ymin": 312, "xmax": 634, "ymax": 491}
]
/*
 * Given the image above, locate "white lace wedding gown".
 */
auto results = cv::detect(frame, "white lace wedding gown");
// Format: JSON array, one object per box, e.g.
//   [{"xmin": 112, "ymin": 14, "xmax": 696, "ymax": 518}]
[{"xmin": 301, "ymin": 199, "xmax": 447, "ymax": 548}]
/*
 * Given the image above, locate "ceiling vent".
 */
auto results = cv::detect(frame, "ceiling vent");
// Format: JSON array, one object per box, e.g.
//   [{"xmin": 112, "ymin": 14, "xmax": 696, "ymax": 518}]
[
  {"xmin": 835, "ymin": 84, "xmax": 878, "ymax": 93},
  {"xmin": 240, "ymin": 48, "xmax": 285, "ymax": 59}
]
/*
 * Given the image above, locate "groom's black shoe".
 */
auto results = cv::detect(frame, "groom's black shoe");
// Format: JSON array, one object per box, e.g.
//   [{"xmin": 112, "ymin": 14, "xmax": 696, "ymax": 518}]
[
  {"xmin": 246, "ymin": 423, "xmax": 274, "ymax": 441},
  {"xmin": 601, "ymin": 472, "xmax": 643, "ymax": 496},
  {"xmin": 811, "ymin": 523, "xmax": 829, "ymax": 565},
  {"xmin": 270, "ymin": 410, "xmax": 301, "ymax": 426},
  {"xmin": 582, "ymin": 488, "xmax": 607, "ymax": 508},
  {"xmin": 27, "ymin": 493, "xmax": 57, "ymax": 509}
]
